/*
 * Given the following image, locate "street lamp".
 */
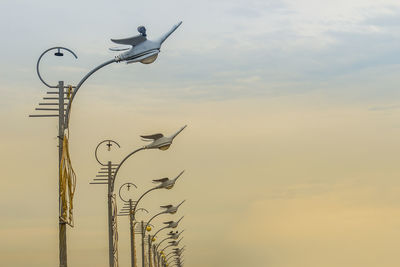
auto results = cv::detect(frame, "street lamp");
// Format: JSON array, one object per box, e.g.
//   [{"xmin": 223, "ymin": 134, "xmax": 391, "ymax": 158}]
[
  {"xmin": 159, "ymin": 200, "xmax": 186, "ymax": 215},
  {"xmin": 155, "ymin": 230, "xmax": 184, "ymax": 252},
  {"xmin": 166, "ymin": 253, "xmax": 184, "ymax": 267},
  {"xmin": 172, "ymin": 247, "xmax": 185, "ymax": 257},
  {"xmin": 117, "ymin": 182, "xmax": 141, "ymax": 267},
  {"xmin": 152, "ymin": 171, "xmax": 185, "ymax": 189},
  {"xmin": 117, "ymin": 173, "xmax": 183, "ymax": 267},
  {"xmin": 29, "ymin": 21, "xmax": 183, "ymax": 267},
  {"xmin": 161, "ymin": 239, "xmax": 183, "ymax": 255},
  {"xmin": 131, "ymin": 171, "xmax": 185, "ymax": 222},
  {"xmin": 142, "ymin": 202, "xmax": 185, "ymax": 267},
  {"xmin": 158, "ymin": 237, "xmax": 184, "ymax": 265},
  {"xmin": 171, "ymin": 256, "xmax": 184, "ymax": 267},
  {"xmin": 152, "ymin": 230, "xmax": 184, "ymax": 266},
  {"xmin": 141, "ymin": 125, "xmax": 187, "ymax": 151},
  {"xmin": 162, "ymin": 216, "xmax": 184, "ymax": 230},
  {"xmin": 90, "ymin": 128, "xmax": 185, "ymax": 267},
  {"xmin": 152, "ymin": 218, "xmax": 184, "ymax": 266},
  {"xmin": 115, "ymin": 170, "xmax": 184, "ymax": 267},
  {"xmin": 153, "ymin": 217, "xmax": 184, "ymax": 247},
  {"xmin": 110, "ymin": 21, "xmax": 182, "ymax": 64},
  {"xmin": 112, "ymin": 126, "xmax": 187, "ymax": 181}
]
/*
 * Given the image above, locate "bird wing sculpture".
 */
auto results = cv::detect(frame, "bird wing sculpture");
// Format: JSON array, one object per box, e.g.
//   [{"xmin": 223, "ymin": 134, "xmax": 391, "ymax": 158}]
[
  {"xmin": 161, "ymin": 204, "xmax": 173, "ymax": 209},
  {"xmin": 109, "ymin": 46, "xmax": 130, "ymax": 51},
  {"xmin": 111, "ymin": 35, "xmax": 147, "ymax": 46},
  {"xmin": 141, "ymin": 133, "xmax": 164, "ymax": 140},
  {"xmin": 153, "ymin": 177, "xmax": 169, "ymax": 183},
  {"xmin": 164, "ymin": 220, "xmax": 174, "ymax": 224}
]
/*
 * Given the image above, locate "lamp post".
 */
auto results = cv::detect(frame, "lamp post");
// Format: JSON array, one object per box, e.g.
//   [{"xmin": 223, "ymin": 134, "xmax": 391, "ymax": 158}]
[
  {"xmin": 29, "ymin": 22, "xmax": 183, "ymax": 267},
  {"xmin": 90, "ymin": 139, "xmax": 124, "ymax": 267},
  {"xmin": 118, "ymin": 183, "xmax": 142, "ymax": 267}
]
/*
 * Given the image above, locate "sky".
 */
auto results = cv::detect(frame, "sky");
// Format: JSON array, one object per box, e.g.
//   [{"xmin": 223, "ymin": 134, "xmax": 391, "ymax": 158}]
[{"xmin": 1, "ymin": 0, "xmax": 400, "ymax": 266}]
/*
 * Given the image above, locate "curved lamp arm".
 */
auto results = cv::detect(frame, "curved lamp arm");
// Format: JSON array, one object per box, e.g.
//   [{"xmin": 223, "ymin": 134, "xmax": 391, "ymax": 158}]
[
  {"xmin": 161, "ymin": 243, "xmax": 173, "ymax": 253},
  {"xmin": 111, "ymin": 146, "xmax": 145, "ymax": 184},
  {"xmin": 168, "ymin": 255, "xmax": 183, "ymax": 266},
  {"xmin": 160, "ymin": 237, "xmax": 183, "ymax": 253},
  {"xmin": 132, "ymin": 187, "xmax": 158, "ymax": 220},
  {"xmin": 65, "ymin": 58, "xmax": 117, "ymax": 128},
  {"xmin": 166, "ymin": 256, "xmax": 176, "ymax": 264},
  {"xmin": 165, "ymin": 250, "xmax": 176, "ymax": 259},
  {"xmin": 156, "ymin": 229, "xmax": 184, "ymax": 251},
  {"xmin": 144, "ymin": 211, "xmax": 166, "ymax": 235},
  {"xmin": 155, "ymin": 236, "xmax": 172, "ymax": 252},
  {"xmin": 167, "ymin": 254, "xmax": 183, "ymax": 265},
  {"xmin": 153, "ymin": 225, "xmax": 169, "ymax": 241}
]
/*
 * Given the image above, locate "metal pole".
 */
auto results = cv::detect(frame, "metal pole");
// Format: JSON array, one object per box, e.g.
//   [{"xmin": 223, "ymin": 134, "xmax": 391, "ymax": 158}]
[
  {"xmin": 142, "ymin": 221, "xmax": 145, "ymax": 267},
  {"xmin": 153, "ymin": 245, "xmax": 157, "ymax": 267},
  {"xmin": 58, "ymin": 81, "xmax": 67, "ymax": 267},
  {"xmin": 148, "ymin": 235, "xmax": 152, "ymax": 267},
  {"xmin": 108, "ymin": 161, "xmax": 114, "ymax": 267},
  {"xmin": 130, "ymin": 199, "xmax": 136, "ymax": 267}
]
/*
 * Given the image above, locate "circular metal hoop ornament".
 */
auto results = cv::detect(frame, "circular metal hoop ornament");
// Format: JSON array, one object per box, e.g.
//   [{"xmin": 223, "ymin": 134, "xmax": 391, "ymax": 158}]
[
  {"xmin": 36, "ymin": 47, "xmax": 78, "ymax": 88},
  {"xmin": 95, "ymin": 139, "xmax": 121, "ymax": 166},
  {"xmin": 136, "ymin": 208, "xmax": 149, "ymax": 214},
  {"xmin": 118, "ymin": 182, "xmax": 138, "ymax": 202}
]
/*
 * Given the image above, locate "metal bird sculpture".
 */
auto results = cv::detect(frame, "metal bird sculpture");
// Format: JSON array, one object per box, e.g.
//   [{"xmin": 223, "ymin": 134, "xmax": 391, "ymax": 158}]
[
  {"xmin": 160, "ymin": 200, "xmax": 185, "ymax": 214},
  {"xmin": 141, "ymin": 125, "xmax": 187, "ymax": 150},
  {"xmin": 111, "ymin": 21, "xmax": 183, "ymax": 64},
  {"xmin": 163, "ymin": 216, "xmax": 184, "ymax": 228},
  {"xmin": 168, "ymin": 237, "xmax": 183, "ymax": 246},
  {"xmin": 153, "ymin": 170, "xmax": 184, "ymax": 189}
]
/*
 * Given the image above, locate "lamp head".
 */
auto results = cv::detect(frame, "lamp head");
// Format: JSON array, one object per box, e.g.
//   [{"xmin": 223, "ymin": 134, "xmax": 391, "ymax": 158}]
[
  {"xmin": 141, "ymin": 125, "xmax": 186, "ymax": 150},
  {"xmin": 54, "ymin": 48, "xmax": 64, "ymax": 57},
  {"xmin": 154, "ymin": 170, "xmax": 185, "ymax": 190},
  {"xmin": 111, "ymin": 21, "xmax": 182, "ymax": 65}
]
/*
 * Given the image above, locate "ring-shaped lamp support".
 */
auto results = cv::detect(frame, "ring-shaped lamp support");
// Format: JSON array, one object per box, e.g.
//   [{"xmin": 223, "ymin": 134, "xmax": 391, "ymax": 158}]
[
  {"xmin": 95, "ymin": 139, "xmax": 121, "ymax": 166},
  {"xmin": 36, "ymin": 47, "xmax": 78, "ymax": 88},
  {"xmin": 118, "ymin": 182, "xmax": 137, "ymax": 202},
  {"xmin": 136, "ymin": 208, "xmax": 149, "ymax": 214}
]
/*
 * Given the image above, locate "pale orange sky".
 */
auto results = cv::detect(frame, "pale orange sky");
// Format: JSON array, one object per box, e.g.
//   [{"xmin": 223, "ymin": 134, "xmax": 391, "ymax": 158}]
[{"xmin": 1, "ymin": 91, "xmax": 400, "ymax": 266}]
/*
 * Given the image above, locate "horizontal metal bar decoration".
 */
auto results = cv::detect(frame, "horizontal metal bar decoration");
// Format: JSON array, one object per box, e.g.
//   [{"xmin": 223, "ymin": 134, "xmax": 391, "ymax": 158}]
[{"xmin": 29, "ymin": 114, "xmax": 59, "ymax": 117}]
